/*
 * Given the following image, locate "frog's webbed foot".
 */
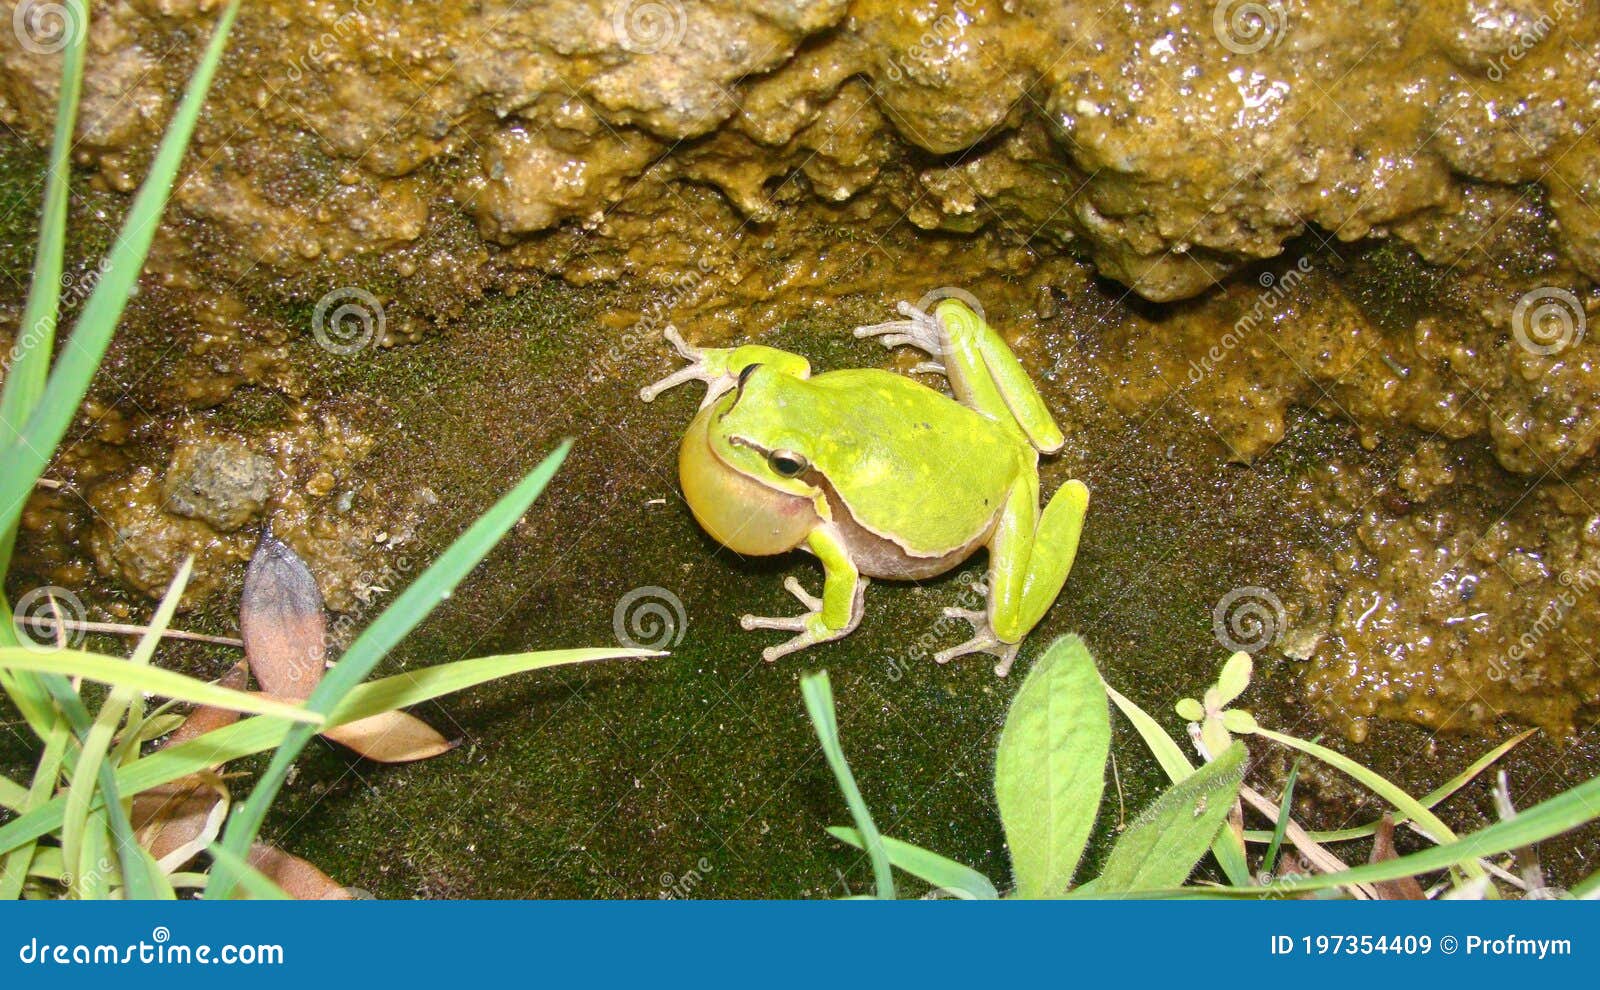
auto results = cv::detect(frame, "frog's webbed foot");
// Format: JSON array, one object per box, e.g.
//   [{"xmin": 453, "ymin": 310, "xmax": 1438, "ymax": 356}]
[
  {"xmin": 853, "ymin": 301, "xmax": 945, "ymax": 362},
  {"xmin": 639, "ymin": 326, "xmax": 736, "ymax": 409},
  {"xmin": 740, "ymin": 576, "xmax": 866, "ymax": 663},
  {"xmin": 935, "ymin": 606, "xmax": 1022, "ymax": 678}
]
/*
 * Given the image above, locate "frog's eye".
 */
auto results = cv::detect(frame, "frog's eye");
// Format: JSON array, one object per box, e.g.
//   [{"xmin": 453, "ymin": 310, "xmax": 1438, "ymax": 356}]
[{"xmin": 767, "ymin": 449, "xmax": 809, "ymax": 478}]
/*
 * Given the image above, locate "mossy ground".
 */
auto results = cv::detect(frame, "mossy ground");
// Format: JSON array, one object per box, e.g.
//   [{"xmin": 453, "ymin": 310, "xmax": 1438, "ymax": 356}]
[{"xmin": 3, "ymin": 143, "xmax": 1597, "ymax": 896}]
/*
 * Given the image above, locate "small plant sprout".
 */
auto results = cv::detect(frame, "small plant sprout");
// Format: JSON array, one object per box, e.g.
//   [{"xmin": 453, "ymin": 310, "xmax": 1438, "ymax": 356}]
[{"xmin": 1175, "ymin": 650, "xmax": 1259, "ymax": 759}]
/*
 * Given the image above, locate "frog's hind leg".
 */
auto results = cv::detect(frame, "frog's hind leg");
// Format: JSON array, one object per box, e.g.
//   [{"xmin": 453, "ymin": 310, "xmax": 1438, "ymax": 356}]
[
  {"xmin": 936, "ymin": 477, "xmax": 1090, "ymax": 677},
  {"xmin": 854, "ymin": 299, "xmax": 1063, "ymax": 454}
]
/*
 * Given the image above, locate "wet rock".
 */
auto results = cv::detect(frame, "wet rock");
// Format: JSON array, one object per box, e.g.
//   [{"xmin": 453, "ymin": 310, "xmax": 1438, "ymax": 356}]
[
  {"xmin": 1286, "ymin": 447, "xmax": 1600, "ymax": 739},
  {"xmin": 88, "ymin": 466, "xmax": 253, "ymax": 603},
  {"xmin": 160, "ymin": 433, "xmax": 276, "ymax": 532},
  {"xmin": 0, "ymin": 1, "xmax": 1593, "ymax": 304}
]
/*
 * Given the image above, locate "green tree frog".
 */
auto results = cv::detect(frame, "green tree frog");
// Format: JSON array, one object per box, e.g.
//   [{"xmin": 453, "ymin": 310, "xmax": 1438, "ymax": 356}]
[{"xmin": 639, "ymin": 298, "xmax": 1089, "ymax": 676}]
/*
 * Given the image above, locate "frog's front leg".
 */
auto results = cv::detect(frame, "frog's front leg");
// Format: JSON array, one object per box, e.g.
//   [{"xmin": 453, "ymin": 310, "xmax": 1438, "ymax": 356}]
[
  {"xmin": 937, "ymin": 475, "xmax": 1090, "ymax": 676},
  {"xmin": 639, "ymin": 326, "xmax": 811, "ymax": 409},
  {"xmin": 740, "ymin": 526, "xmax": 866, "ymax": 662},
  {"xmin": 855, "ymin": 299, "xmax": 1064, "ymax": 454}
]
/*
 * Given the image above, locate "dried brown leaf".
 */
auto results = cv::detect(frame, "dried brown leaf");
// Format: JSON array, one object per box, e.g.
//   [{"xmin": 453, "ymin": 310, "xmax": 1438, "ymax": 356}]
[
  {"xmin": 322, "ymin": 710, "xmax": 458, "ymax": 763},
  {"xmin": 131, "ymin": 774, "xmax": 228, "ymax": 869},
  {"xmin": 240, "ymin": 531, "xmax": 326, "ymax": 700},
  {"xmin": 164, "ymin": 661, "xmax": 250, "ymax": 748},
  {"xmin": 245, "ymin": 843, "xmax": 350, "ymax": 900},
  {"xmin": 1370, "ymin": 814, "xmax": 1427, "ymax": 900}
]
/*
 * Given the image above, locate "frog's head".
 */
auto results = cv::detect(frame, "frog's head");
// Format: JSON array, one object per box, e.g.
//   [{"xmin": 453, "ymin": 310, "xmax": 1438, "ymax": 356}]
[{"xmin": 677, "ymin": 364, "xmax": 825, "ymax": 556}]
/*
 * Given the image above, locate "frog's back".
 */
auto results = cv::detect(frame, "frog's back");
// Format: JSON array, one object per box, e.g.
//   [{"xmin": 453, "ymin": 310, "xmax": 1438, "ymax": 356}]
[{"xmin": 802, "ymin": 368, "xmax": 1023, "ymax": 556}]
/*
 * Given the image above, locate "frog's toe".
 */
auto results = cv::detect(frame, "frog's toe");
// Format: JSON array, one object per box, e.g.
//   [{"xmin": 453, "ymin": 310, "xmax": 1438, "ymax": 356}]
[
  {"xmin": 760, "ymin": 633, "xmax": 821, "ymax": 663},
  {"xmin": 852, "ymin": 302, "xmax": 944, "ymax": 357},
  {"xmin": 936, "ymin": 606, "xmax": 1023, "ymax": 676},
  {"xmin": 933, "ymin": 635, "xmax": 1021, "ymax": 677},
  {"xmin": 741, "ymin": 613, "xmax": 809, "ymax": 632},
  {"xmin": 781, "ymin": 576, "xmax": 824, "ymax": 611}
]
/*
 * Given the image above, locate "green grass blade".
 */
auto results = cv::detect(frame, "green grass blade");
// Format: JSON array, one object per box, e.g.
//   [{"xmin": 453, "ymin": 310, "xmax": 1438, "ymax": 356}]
[
  {"xmin": 0, "ymin": 0, "xmax": 85, "ymax": 422},
  {"xmin": 326, "ymin": 646, "xmax": 654, "ymax": 723},
  {"xmin": 1261, "ymin": 753, "xmax": 1303, "ymax": 877},
  {"xmin": 0, "ymin": 633, "xmax": 633, "ymax": 857},
  {"xmin": 0, "ymin": 0, "xmax": 240, "ymax": 541},
  {"xmin": 0, "ymin": 725, "xmax": 68, "ymax": 898},
  {"xmin": 1243, "ymin": 769, "xmax": 1600, "ymax": 895},
  {"xmin": 996, "ymin": 635, "xmax": 1108, "ymax": 898},
  {"xmin": 1572, "ymin": 867, "xmax": 1600, "ymax": 899},
  {"xmin": 141, "ymin": 848, "xmax": 177, "ymax": 900},
  {"xmin": 36, "ymin": 674, "xmax": 159, "ymax": 899},
  {"xmin": 1251, "ymin": 727, "xmax": 1484, "ymax": 880},
  {"xmin": 826, "ymin": 827, "xmax": 998, "ymax": 899},
  {"xmin": 205, "ymin": 844, "xmax": 290, "ymax": 900},
  {"xmin": 62, "ymin": 558, "xmax": 190, "ymax": 898},
  {"xmin": 801, "ymin": 670, "xmax": 893, "ymax": 899},
  {"xmin": 0, "ymin": 648, "xmax": 320, "ymax": 723},
  {"xmin": 0, "ymin": 0, "xmax": 88, "ymax": 575},
  {"xmin": 208, "ymin": 441, "xmax": 572, "ymax": 898},
  {"xmin": 0, "ymin": 774, "xmax": 27, "ymax": 813},
  {"xmin": 1095, "ymin": 741, "xmax": 1247, "ymax": 893},
  {"xmin": 1105, "ymin": 680, "xmax": 1252, "ymax": 887},
  {"xmin": 1243, "ymin": 728, "xmax": 1538, "ymax": 845},
  {"xmin": 0, "ymin": 665, "xmax": 60, "ymax": 744},
  {"xmin": 77, "ymin": 810, "xmax": 110, "ymax": 899}
]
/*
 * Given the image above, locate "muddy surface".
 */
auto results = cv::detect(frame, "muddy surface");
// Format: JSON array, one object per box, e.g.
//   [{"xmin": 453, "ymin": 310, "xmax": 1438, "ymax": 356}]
[{"xmin": 2, "ymin": 1, "xmax": 1599, "ymax": 895}]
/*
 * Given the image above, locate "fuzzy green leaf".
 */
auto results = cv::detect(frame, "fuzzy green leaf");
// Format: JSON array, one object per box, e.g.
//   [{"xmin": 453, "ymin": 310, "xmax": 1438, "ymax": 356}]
[
  {"xmin": 1095, "ymin": 741, "xmax": 1247, "ymax": 892},
  {"xmin": 994, "ymin": 634, "xmax": 1109, "ymax": 898},
  {"xmin": 1214, "ymin": 651, "xmax": 1252, "ymax": 706}
]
